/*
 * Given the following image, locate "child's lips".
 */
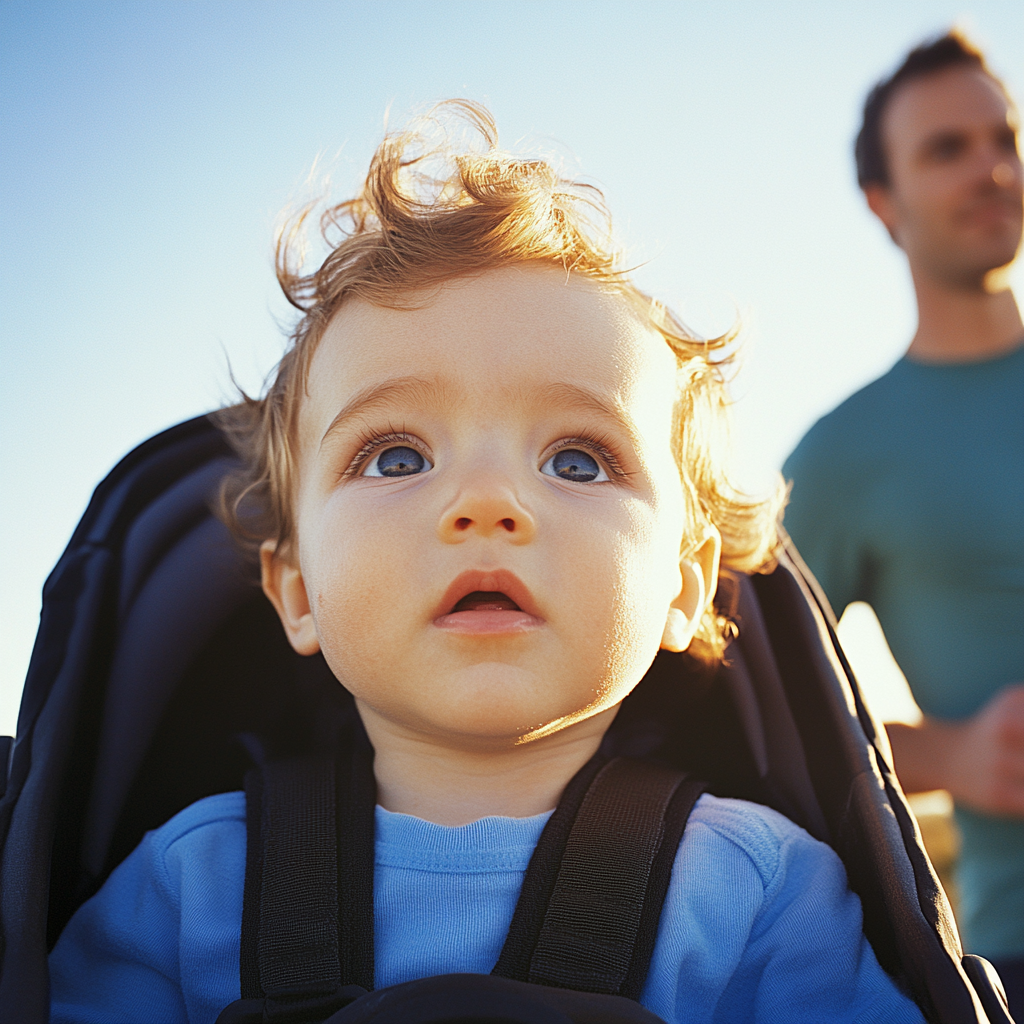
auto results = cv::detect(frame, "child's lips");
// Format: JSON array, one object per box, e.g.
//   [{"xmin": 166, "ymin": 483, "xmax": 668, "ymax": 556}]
[
  {"xmin": 433, "ymin": 570, "xmax": 544, "ymax": 633},
  {"xmin": 434, "ymin": 607, "xmax": 543, "ymax": 633}
]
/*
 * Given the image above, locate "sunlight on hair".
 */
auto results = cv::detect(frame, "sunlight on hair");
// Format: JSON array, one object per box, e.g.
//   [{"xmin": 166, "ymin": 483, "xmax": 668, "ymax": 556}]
[{"xmin": 217, "ymin": 99, "xmax": 785, "ymax": 667}]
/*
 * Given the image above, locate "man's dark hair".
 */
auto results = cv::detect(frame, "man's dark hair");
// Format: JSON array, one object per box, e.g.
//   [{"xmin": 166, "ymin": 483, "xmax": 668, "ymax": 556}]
[{"xmin": 855, "ymin": 31, "xmax": 992, "ymax": 189}]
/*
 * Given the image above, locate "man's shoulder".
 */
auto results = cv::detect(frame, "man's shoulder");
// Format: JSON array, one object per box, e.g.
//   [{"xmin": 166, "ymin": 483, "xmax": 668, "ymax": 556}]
[{"xmin": 787, "ymin": 365, "xmax": 907, "ymax": 470}]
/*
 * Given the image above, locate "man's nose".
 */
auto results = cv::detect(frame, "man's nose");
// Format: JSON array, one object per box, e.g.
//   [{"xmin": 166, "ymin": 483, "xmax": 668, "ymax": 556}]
[{"xmin": 437, "ymin": 475, "xmax": 537, "ymax": 545}]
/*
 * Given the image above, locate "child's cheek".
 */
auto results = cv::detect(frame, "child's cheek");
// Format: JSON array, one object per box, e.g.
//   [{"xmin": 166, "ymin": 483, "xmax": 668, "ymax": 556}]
[
  {"xmin": 600, "ymin": 500, "xmax": 686, "ymax": 685},
  {"xmin": 299, "ymin": 508, "xmax": 397, "ymax": 657}
]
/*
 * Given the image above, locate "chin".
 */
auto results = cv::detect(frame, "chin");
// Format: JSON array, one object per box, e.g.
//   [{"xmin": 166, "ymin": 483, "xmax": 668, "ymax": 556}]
[
  {"xmin": 426, "ymin": 684, "xmax": 603, "ymax": 747},
  {"xmin": 937, "ymin": 249, "xmax": 1019, "ymax": 289},
  {"xmin": 983, "ymin": 240, "xmax": 1022, "ymax": 270},
  {"xmin": 454, "ymin": 699, "xmax": 593, "ymax": 743},
  {"xmin": 966, "ymin": 226, "xmax": 1022, "ymax": 270},
  {"xmin": 417, "ymin": 709, "xmax": 574, "ymax": 749}
]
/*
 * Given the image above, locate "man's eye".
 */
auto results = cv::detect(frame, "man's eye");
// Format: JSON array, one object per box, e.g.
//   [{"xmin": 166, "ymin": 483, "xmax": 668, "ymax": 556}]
[
  {"xmin": 363, "ymin": 446, "xmax": 432, "ymax": 478},
  {"xmin": 929, "ymin": 136, "xmax": 965, "ymax": 161},
  {"xmin": 540, "ymin": 448, "xmax": 609, "ymax": 483}
]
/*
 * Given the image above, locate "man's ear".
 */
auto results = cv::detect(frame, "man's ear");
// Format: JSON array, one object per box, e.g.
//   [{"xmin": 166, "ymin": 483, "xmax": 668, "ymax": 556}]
[
  {"xmin": 260, "ymin": 539, "xmax": 321, "ymax": 656},
  {"xmin": 864, "ymin": 183, "xmax": 902, "ymax": 246},
  {"xmin": 660, "ymin": 528, "xmax": 722, "ymax": 653}
]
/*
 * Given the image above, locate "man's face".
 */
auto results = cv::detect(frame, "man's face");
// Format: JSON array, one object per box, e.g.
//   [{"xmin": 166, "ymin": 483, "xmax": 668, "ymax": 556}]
[
  {"xmin": 270, "ymin": 267, "xmax": 703, "ymax": 751},
  {"xmin": 869, "ymin": 65, "xmax": 1022, "ymax": 288}
]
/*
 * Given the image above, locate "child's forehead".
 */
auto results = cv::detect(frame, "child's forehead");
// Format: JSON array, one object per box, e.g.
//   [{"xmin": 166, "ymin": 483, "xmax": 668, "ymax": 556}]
[{"xmin": 304, "ymin": 267, "xmax": 677, "ymax": 421}]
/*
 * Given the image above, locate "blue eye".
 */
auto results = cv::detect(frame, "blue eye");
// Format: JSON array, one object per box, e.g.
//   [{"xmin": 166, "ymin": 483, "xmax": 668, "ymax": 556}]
[
  {"xmin": 364, "ymin": 446, "xmax": 432, "ymax": 478},
  {"xmin": 541, "ymin": 448, "xmax": 608, "ymax": 483}
]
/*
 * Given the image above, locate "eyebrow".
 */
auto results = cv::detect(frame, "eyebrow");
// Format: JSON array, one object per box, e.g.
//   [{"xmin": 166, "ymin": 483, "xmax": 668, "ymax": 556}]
[
  {"xmin": 919, "ymin": 117, "xmax": 1018, "ymax": 156},
  {"xmin": 534, "ymin": 381, "xmax": 642, "ymax": 443},
  {"xmin": 920, "ymin": 128, "xmax": 967, "ymax": 151},
  {"xmin": 319, "ymin": 376, "xmax": 640, "ymax": 451},
  {"xmin": 319, "ymin": 375, "xmax": 456, "ymax": 450}
]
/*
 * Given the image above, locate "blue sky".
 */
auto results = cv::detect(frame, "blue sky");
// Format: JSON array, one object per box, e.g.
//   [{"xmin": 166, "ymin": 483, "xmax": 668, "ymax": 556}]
[{"xmin": 1, "ymin": 0, "xmax": 1022, "ymax": 733}]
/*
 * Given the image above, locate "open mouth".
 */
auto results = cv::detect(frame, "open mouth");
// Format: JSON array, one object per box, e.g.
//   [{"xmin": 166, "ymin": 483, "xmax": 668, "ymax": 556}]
[
  {"xmin": 433, "ymin": 572, "xmax": 543, "ymax": 634},
  {"xmin": 450, "ymin": 591, "xmax": 522, "ymax": 613}
]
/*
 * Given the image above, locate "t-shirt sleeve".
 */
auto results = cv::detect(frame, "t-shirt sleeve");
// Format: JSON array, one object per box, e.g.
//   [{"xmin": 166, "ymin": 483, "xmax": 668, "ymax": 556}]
[
  {"xmin": 48, "ymin": 791, "xmax": 246, "ymax": 1024},
  {"xmin": 642, "ymin": 797, "xmax": 927, "ymax": 1024},
  {"xmin": 783, "ymin": 424, "xmax": 868, "ymax": 616},
  {"xmin": 724, "ymin": 821, "xmax": 924, "ymax": 1022}
]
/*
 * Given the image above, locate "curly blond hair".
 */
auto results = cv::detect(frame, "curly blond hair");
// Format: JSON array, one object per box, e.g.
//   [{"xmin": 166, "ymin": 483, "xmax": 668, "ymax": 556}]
[{"xmin": 217, "ymin": 100, "xmax": 781, "ymax": 664}]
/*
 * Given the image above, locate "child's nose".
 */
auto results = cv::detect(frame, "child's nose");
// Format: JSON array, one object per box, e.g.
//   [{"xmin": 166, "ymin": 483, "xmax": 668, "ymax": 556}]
[{"xmin": 437, "ymin": 478, "xmax": 537, "ymax": 545}]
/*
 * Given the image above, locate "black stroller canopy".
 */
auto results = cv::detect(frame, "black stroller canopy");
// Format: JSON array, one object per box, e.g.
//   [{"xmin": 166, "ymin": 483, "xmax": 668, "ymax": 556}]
[{"xmin": 0, "ymin": 414, "xmax": 1012, "ymax": 1023}]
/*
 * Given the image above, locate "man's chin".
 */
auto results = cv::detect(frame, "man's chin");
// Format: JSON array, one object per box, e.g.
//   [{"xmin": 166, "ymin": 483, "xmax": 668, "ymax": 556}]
[
  {"xmin": 929, "ymin": 249, "xmax": 1020, "ymax": 291},
  {"xmin": 963, "ymin": 229, "xmax": 1022, "ymax": 279}
]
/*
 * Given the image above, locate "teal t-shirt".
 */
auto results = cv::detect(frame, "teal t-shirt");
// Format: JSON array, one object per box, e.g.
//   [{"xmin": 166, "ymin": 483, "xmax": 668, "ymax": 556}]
[{"xmin": 783, "ymin": 344, "xmax": 1024, "ymax": 959}]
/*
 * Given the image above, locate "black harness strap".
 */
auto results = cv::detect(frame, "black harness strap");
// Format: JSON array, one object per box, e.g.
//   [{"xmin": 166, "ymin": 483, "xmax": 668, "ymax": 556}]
[
  {"xmin": 334, "ymin": 727, "xmax": 377, "ymax": 994},
  {"xmin": 253, "ymin": 755, "xmax": 341, "ymax": 995},
  {"xmin": 528, "ymin": 758, "xmax": 692, "ymax": 995},
  {"xmin": 225, "ymin": 725, "xmax": 377, "ymax": 1024},
  {"xmin": 492, "ymin": 752, "xmax": 611, "ymax": 982},
  {"xmin": 496, "ymin": 757, "xmax": 705, "ymax": 999},
  {"xmin": 225, "ymin": 751, "xmax": 368, "ymax": 1023},
  {"xmin": 229, "ymin": 746, "xmax": 704, "ymax": 1023},
  {"xmin": 620, "ymin": 771, "xmax": 708, "ymax": 1000}
]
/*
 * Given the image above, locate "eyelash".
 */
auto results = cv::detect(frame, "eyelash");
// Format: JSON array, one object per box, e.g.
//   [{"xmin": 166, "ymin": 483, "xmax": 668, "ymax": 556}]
[
  {"xmin": 546, "ymin": 435, "xmax": 628, "ymax": 479},
  {"xmin": 343, "ymin": 430, "xmax": 429, "ymax": 478},
  {"xmin": 341, "ymin": 430, "xmax": 628, "ymax": 479}
]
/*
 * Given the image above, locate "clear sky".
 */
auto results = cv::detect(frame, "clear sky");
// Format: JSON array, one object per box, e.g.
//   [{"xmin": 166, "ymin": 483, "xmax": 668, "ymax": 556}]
[{"xmin": 1, "ymin": 0, "xmax": 1022, "ymax": 735}]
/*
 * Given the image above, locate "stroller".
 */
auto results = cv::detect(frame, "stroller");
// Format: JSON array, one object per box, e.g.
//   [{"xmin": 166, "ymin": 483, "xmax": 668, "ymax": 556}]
[{"xmin": 0, "ymin": 413, "xmax": 1014, "ymax": 1023}]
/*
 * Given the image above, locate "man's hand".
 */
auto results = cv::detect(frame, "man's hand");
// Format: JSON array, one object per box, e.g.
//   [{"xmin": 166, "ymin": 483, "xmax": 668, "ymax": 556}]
[{"xmin": 887, "ymin": 684, "xmax": 1024, "ymax": 817}]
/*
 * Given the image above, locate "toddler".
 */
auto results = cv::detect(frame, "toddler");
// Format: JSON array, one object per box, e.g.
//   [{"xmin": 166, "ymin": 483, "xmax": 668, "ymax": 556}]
[{"xmin": 48, "ymin": 101, "xmax": 926, "ymax": 1024}]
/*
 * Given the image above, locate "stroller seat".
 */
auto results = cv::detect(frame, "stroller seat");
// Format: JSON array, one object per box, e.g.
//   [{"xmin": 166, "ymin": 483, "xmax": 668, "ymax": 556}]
[{"xmin": 0, "ymin": 414, "xmax": 1013, "ymax": 1023}]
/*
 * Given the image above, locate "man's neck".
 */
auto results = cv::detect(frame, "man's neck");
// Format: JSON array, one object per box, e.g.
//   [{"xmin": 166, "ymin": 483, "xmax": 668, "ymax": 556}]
[
  {"xmin": 357, "ymin": 701, "xmax": 619, "ymax": 826},
  {"xmin": 906, "ymin": 266, "xmax": 1023, "ymax": 364}
]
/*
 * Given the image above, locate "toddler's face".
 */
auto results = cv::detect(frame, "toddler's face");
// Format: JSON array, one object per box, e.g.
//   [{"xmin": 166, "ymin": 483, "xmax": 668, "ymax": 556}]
[{"xmin": 266, "ymin": 267, "xmax": 706, "ymax": 749}]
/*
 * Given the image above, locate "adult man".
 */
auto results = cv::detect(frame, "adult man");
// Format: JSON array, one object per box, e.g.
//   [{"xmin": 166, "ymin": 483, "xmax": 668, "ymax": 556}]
[{"xmin": 783, "ymin": 31, "xmax": 1024, "ymax": 1010}]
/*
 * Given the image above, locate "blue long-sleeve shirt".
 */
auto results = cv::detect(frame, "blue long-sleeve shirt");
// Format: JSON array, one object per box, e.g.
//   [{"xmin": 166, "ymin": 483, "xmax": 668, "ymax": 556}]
[{"xmin": 48, "ymin": 790, "xmax": 925, "ymax": 1023}]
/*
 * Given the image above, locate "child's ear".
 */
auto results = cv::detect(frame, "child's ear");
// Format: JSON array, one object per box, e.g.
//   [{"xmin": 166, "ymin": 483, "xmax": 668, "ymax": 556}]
[
  {"xmin": 260, "ymin": 539, "xmax": 321, "ymax": 656},
  {"xmin": 660, "ymin": 528, "xmax": 722, "ymax": 653}
]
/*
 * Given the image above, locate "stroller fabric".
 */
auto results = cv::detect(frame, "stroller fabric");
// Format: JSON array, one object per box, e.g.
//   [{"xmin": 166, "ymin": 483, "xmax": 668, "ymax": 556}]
[{"xmin": 0, "ymin": 414, "xmax": 1014, "ymax": 1023}]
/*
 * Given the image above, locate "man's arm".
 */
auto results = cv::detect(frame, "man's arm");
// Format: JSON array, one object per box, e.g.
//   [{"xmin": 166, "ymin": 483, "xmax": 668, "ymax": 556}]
[{"xmin": 886, "ymin": 684, "xmax": 1024, "ymax": 817}]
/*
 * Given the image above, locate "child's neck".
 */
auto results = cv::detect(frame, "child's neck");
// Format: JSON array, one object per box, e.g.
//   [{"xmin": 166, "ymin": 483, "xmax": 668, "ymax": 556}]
[{"xmin": 356, "ymin": 702, "xmax": 619, "ymax": 825}]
